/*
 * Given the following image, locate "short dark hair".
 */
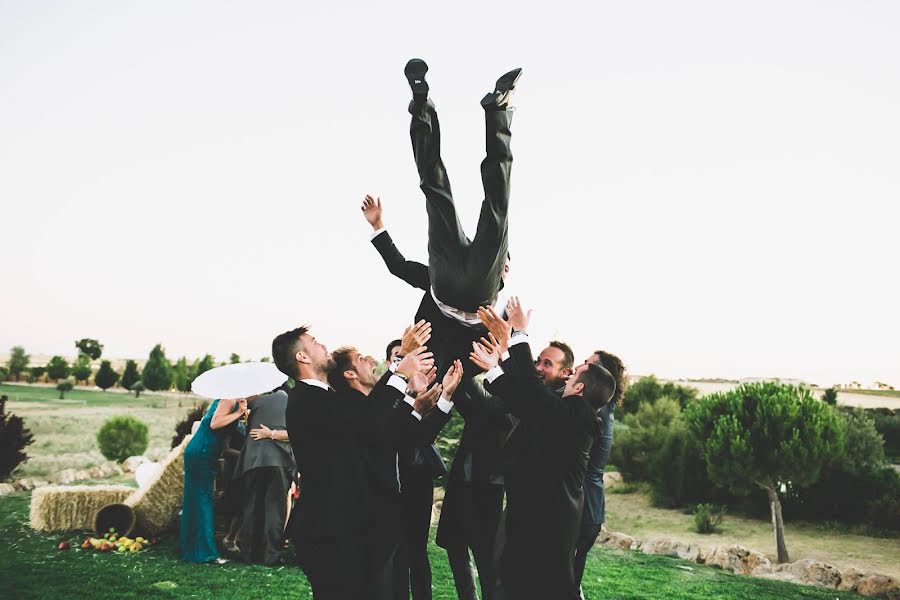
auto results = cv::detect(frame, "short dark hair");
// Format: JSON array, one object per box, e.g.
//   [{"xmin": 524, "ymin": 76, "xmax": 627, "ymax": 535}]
[
  {"xmin": 328, "ymin": 346, "xmax": 356, "ymax": 392},
  {"xmin": 592, "ymin": 350, "xmax": 627, "ymax": 405},
  {"xmin": 577, "ymin": 362, "xmax": 617, "ymax": 411},
  {"xmin": 385, "ymin": 339, "xmax": 402, "ymax": 362},
  {"xmin": 549, "ymin": 340, "xmax": 575, "ymax": 370},
  {"xmin": 272, "ymin": 325, "xmax": 308, "ymax": 379}
]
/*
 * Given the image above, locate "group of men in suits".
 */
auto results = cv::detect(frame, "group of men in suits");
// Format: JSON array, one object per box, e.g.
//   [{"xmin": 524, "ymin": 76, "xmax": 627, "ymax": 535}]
[{"xmin": 268, "ymin": 58, "xmax": 626, "ymax": 599}]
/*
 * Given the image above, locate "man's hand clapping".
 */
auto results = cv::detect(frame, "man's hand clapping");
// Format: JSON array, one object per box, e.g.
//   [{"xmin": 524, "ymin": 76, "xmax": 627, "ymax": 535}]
[
  {"xmin": 412, "ymin": 383, "xmax": 442, "ymax": 416},
  {"xmin": 408, "ymin": 366, "xmax": 437, "ymax": 396},
  {"xmin": 506, "ymin": 296, "xmax": 532, "ymax": 332},
  {"xmin": 470, "ymin": 336, "xmax": 501, "ymax": 371},
  {"xmin": 441, "ymin": 360, "xmax": 464, "ymax": 400},
  {"xmin": 396, "ymin": 346, "xmax": 435, "ymax": 379},
  {"xmin": 476, "ymin": 306, "xmax": 511, "ymax": 354}
]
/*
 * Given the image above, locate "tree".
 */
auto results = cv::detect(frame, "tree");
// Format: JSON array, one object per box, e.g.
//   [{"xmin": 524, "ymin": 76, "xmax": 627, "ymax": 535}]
[
  {"xmin": 620, "ymin": 374, "xmax": 699, "ymax": 415},
  {"xmin": 173, "ymin": 357, "xmax": 191, "ymax": 392},
  {"xmin": 0, "ymin": 395, "xmax": 35, "ymax": 481},
  {"xmin": 96, "ymin": 416, "xmax": 148, "ymax": 462},
  {"xmin": 7, "ymin": 346, "xmax": 30, "ymax": 381},
  {"xmin": 192, "ymin": 354, "xmax": 215, "ymax": 378},
  {"xmin": 131, "ymin": 380, "xmax": 145, "ymax": 398},
  {"xmin": 29, "ymin": 366, "xmax": 46, "ymax": 383},
  {"xmin": 822, "ymin": 387, "xmax": 838, "ymax": 406},
  {"xmin": 94, "ymin": 361, "xmax": 120, "ymax": 391},
  {"xmin": 74, "ymin": 338, "xmax": 103, "ymax": 360},
  {"xmin": 72, "ymin": 353, "xmax": 92, "ymax": 384},
  {"xmin": 229, "ymin": 353, "xmax": 241, "ymax": 364},
  {"xmin": 610, "ymin": 397, "xmax": 681, "ymax": 481},
  {"xmin": 56, "ymin": 378, "xmax": 74, "ymax": 399},
  {"xmin": 142, "ymin": 344, "xmax": 173, "ymax": 391},
  {"xmin": 121, "ymin": 359, "xmax": 141, "ymax": 390},
  {"xmin": 684, "ymin": 382, "xmax": 843, "ymax": 563},
  {"xmin": 46, "ymin": 356, "xmax": 70, "ymax": 381}
]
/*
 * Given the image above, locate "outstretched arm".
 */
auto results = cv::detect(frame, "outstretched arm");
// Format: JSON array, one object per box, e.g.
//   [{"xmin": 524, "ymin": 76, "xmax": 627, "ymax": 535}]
[{"xmin": 363, "ymin": 194, "xmax": 431, "ymax": 291}]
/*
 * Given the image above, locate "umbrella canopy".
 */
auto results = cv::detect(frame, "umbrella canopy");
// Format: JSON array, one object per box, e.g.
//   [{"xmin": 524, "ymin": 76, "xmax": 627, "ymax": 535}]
[{"xmin": 191, "ymin": 362, "xmax": 288, "ymax": 400}]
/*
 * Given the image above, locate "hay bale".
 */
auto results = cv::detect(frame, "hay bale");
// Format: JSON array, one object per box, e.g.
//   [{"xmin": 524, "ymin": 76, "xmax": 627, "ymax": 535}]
[
  {"xmin": 29, "ymin": 485, "xmax": 134, "ymax": 532},
  {"xmin": 126, "ymin": 434, "xmax": 190, "ymax": 534}
]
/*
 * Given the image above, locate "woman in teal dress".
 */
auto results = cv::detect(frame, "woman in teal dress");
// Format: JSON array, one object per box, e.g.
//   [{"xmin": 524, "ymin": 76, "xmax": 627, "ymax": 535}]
[{"xmin": 180, "ymin": 397, "xmax": 248, "ymax": 563}]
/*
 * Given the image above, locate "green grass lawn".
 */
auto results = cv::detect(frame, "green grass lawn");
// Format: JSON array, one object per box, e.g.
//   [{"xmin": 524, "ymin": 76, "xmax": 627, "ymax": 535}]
[{"xmin": 0, "ymin": 491, "xmax": 868, "ymax": 600}]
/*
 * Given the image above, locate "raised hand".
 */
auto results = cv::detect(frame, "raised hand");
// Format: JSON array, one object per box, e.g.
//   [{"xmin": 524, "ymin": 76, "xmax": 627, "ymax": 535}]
[
  {"xmin": 397, "ymin": 346, "xmax": 435, "ymax": 379},
  {"xmin": 441, "ymin": 360, "xmax": 464, "ymax": 400},
  {"xmin": 361, "ymin": 194, "xmax": 384, "ymax": 230},
  {"xmin": 470, "ymin": 340, "xmax": 500, "ymax": 371},
  {"xmin": 408, "ymin": 366, "xmax": 437, "ymax": 395},
  {"xmin": 477, "ymin": 306, "xmax": 512, "ymax": 353},
  {"xmin": 506, "ymin": 296, "xmax": 532, "ymax": 332},
  {"xmin": 400, "ymin": 320, "xmax": 432, "ymax": 356},
  {"xmin": 413, "ymin": 383, "xmax": 442, "ymax": 416}
]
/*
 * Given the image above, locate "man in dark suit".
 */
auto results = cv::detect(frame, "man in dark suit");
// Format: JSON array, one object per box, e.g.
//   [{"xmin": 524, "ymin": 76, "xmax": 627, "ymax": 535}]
[
  {"xmin": 233, "ymin": 388, "xmax": 295, "ymax": 565},
  {"xmin": 328, "ymin": 345, "xmax": 456, "ymax": 600},
  {"xmin": 470, "ymin": 301, "xmax": 617, "ymax": 600},
  {"xmin": 271, "ymin": 325, "xmax": 434, "ymax": 600},
  {"xmin": 573, "ymin": 350, "xmax": 627, "ymax": 598},
  {"xmin": 383, "ymin": 339, "xmax": 451, "ymax": 600}
]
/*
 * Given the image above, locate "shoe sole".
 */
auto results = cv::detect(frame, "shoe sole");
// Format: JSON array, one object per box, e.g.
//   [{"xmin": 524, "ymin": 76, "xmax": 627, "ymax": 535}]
[
  {"xmin": 482, "ymin": 67, "xmax": 522, "ymax": 109},
  {"xmin": 404, "ymin": 59, "xmax": 429, "ymax": 97}
]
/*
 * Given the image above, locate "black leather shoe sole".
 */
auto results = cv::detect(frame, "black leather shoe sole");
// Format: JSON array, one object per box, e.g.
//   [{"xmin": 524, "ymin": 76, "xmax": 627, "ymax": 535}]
[
  {"xmin": 481, "ymin": 67, "xmax": 522, "ymax": 109},
  {"xmin": 404, "ymin": 58, "xmax": 429, "ymax": 100}
]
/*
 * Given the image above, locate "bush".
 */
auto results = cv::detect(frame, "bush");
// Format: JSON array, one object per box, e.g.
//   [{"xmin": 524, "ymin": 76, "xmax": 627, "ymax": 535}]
[
  {"xmin": 649, "ymin": 420, "xmax": 727, "ymax": 507},
  {"xmin": 121, "ymin": 360, "xmax": 141, "ymax": 390},
  {"xmin": 0, "ymin": 395, "xmax": 34, "ymax": 481},
  {"xmin": 171, "ymin": 402, "xmax": 209, "ymax": 448},
  {"xmin": 837, "ymin": 409, "xmax": 886, "ymax": 472},
  {"xmin": 94, "ymin": 361, "xmax": 120, "ymax": 391},
  {"xmin": 97, "ymin": 416, "xmax": 149, "ymax": 462},
  {"xmin": 869, "ymin": 409, "xmax": 900, "ymax": 461},
  {"xmin": 142, "ymin": 344, "xmax": 173, "ymax": 391},
  {"xmin": 620, "ymin": 375, "xmax": 698, "ymax": 415},
  {"xmin": 694, "ymin": 503, "xmax": 725, "ymax": 533},
  {"xmin": 822, "ymin": 387, "xmax": 838, "ymax": 406},
  {"xmin": 610, "ymin": 397, "xmax": 681, "ymax": 481},
  {"xmin": 56, "ymin": 378, "xmax": 74, "ymax": 399}
]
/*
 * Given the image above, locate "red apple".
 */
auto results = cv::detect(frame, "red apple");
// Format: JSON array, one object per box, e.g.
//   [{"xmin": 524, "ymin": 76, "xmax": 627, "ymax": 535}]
[{"xmin": 58, "ymin": 541, "xmax": 70, "ymax": 550}]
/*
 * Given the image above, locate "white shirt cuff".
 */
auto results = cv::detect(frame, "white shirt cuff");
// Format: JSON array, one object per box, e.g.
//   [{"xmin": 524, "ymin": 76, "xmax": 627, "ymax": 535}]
[
  {"xmin": 500, "ymin": 350, "xmax": 511, "ymax": 362},
  {"xmin": 370, "ymin": 227, "xmax": 387, "ymax": 241},
  {"xmin": 388, "ymin": 375, "xmax": 407, "ymax": 393},
  {"xmin": 388, "ymin": 362, "xmax": 397, "ymax": 373},
  {"xmin": 485, "ymin": 365, "xmax": 504, "ymax": 383},
  {"xmin": 509, "ymin": 333, "xmax": 529, "ymax": 347},
  {"xmin": 437, "ymin": 397, "xmax": 454, "ymax": 413},
  {"xmin": 408, "ymin": 401, "xmax": 423, "ymax": 421}
]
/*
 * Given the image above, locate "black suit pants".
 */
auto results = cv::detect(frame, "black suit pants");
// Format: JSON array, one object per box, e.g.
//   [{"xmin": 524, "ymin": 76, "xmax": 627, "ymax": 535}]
[
  {"xmin": 240, "ymin": 466, "xmax": 292, "ymax": 565},
  {"xmin": 409, "ymin": 99, "xmax": 513, "ymax": 313},
  {"xmin": 443, "ymin": 482, "xmax": 504, "ymax": 600},
  {"xmin": 296, "ymin": 534, "xmax": 366, "ymax": 600},
  {"xmin": 393, "ymin": 469, "xmax": 434, "ymax": 600},
  {"xmin": 573, "ymin": 521, "xmax": 603, "ymax": 591}
]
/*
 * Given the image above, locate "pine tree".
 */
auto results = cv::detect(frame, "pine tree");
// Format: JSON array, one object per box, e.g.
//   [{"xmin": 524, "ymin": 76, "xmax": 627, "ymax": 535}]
[
  {"xmin": 121, "ymin": 360, "xmax": 141, "ymax": 391},
  {"xmin": 94, "ymin": 360, "xmax": 120, "ymax": 391},
  {"xmin": 142, "ymin": 344, "xmax": 173, "ymax": 391}
]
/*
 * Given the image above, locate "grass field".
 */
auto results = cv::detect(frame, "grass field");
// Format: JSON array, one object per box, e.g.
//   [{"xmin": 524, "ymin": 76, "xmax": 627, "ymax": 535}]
[{"xmin": 0, "ymin": 490, "xmax": 870, "ymax": 600}]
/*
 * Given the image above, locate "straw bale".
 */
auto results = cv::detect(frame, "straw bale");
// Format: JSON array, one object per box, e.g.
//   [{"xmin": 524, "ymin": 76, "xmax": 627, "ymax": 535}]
[
  {"xmin": 29, "ymin": 485, "xmax": 133, "ymax": 532},
  {"xmin": 126, "ymin": 434, "xmax": 191, "ymax": 534}
]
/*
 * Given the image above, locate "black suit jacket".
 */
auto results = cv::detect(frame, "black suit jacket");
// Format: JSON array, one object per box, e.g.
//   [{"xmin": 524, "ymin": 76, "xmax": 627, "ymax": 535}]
[{"xmin": 285, "ymin": 372, "xmax": 406, "ymax": 542}]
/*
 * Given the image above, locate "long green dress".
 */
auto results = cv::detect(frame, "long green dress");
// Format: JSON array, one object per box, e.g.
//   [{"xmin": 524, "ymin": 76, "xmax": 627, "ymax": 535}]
[{"xmin": 180, "ymin": 399, "xmax": 237, "ymax": 562}]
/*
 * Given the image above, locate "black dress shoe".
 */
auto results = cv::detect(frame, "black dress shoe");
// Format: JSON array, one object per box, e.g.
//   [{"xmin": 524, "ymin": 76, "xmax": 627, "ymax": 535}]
[
  {"xmin": 405, "ymin": 58, "xmax": 429, "ymax": 103},
  {"xmin": 481, "ymin": 67, "xmax": 522, "ymax": 110}
]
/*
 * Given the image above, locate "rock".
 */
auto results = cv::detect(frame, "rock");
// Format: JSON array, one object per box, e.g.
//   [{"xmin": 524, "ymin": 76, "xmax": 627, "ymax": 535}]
[
  {"xmin": 784, "ymin": 559, "xmax": 841, "ymax": 588},
  {"xmin": 13, "ymin": 479, "xmax": 35, "ymax": 491},
  {"xmin": 745, "ymin": 550, "xmax": 772, "ymax": 576},
  {"xmin": 838, "ymin": 568, "xmax": 866, "ymax": 592},
  {"xmin": 604, "ymin": 472, "xmax": 624, "ymax": 487},
  {"xmin": 87, "ymin": 466, "xmax": 105, "ymax": 479},
  {"xmin": 640, "ymin": 536, "xmax": 677, "ymax": 556},
  {"xmin": 0, "ymin": 483, "xmax": 15, "ymax": 496},
  {"xmin": 122, "ymin": 456, "xmax": 148, "ymax": 473},
  {"xmin": 857, "ymin": 574, "xmax": 900, "ymax": 599},
  {"xmin": 52, "ymin": 469, "xmax": 80, "ymax": 485},
  {"xmin": 601, "ymin": 531, "xmax": 637, "ymax": 551},
  {"xmin": 757, "ymin": 572, "xmax": 802, "ymax": 585},
  {"xmin": 704, "ymin": 545, "xmax": 750, "ymax": 573},
  {"xmin": 430, "ymin": 501, "xmax": 442, "ymax": 526},
  {"xmin": 595, "ymin": 527, "xmax": 611, "ymax": 545}
]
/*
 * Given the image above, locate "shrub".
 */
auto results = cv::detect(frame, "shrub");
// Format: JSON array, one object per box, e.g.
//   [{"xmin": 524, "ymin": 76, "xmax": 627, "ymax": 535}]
[
  {"xmin": 837, "ymin": 409, "xmax": 886, "ymax": 472},
  {"xmin": 142, "ymin": 344, "xmax": 173, "ymax": 391},
  {"xmin": 46, "ymin": 355, "xmax": 70, "ymax": 381},
  {"xmin": 171, "ymin": 402, "xmax": 209, "ymax": 448},
  {"xmin": 649, "ymin": 420, "xmax": 726, "ymax": 507},
  {"xmin": 56, "ymin": 378, "xmax": 74, "ymax": 399},
  {"xmin": 94, "ymin": 361, "xmax": 120, "ymax": 391},
  {"xmin": 97, "ymin": 416, "xmax": 149, "ymax": 462},
  {"xmin": 131, "ymin": 381, "xmax": 145, "ymax": 398},
  {"xmin": 0, "ymin": 395, "xmax": 34, "ymax": 481},
  {"xmin": 620, "ymin": 375, "xmax": 698, "ymax": 415},
  {"xmin": 822, "ymin": 387, "xmax": 838, "ymax": 406},
  {"xmin": 868, "ymin": 409, "xmax": 900, "ymax": 461},
  {"xmin": 694, "ymin": 503, "xmax": 725, "ymax": 533},
  {"xmin": 610, "ymin": 397, "xmax": 681, "ymax": 481},
  {"xmin": 121, "ymin": 360, "xmax": 141, "ymax": 390}
]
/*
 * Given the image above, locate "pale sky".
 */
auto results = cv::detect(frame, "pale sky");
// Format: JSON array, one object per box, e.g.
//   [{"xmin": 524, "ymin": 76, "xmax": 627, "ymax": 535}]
[{"xmin": 1, "ymin": 1, "xmax": 898, "ymax": 387}]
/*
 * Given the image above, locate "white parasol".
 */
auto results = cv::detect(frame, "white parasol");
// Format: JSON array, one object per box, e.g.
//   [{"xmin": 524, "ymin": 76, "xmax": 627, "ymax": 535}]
[{"xmin": 190, "ymin": 361, "xmax": 288, "ymax": 400}]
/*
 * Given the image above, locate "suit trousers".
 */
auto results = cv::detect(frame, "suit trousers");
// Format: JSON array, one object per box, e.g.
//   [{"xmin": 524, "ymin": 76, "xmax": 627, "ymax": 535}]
[
  {"xmin": 444, "ymin": 482, "xmax": 504, "ymax": 600},
  {"xmin": 409, "ymin": 99, "xmax": 513, "ymax": 313},
  {"xmin": 393, "ymin": 469, "xmax": 435, "ymax": 600},
  {"xmin": 296, "ymin": 534, "xmax": 366, "ymax": 600},
  {"xmin": 367, "ymin": 490, "xmax": 403, "ymax": 600},
  {"xmin": 240, "ymin": 466, "xmax": 292, "ymax": 565},
  {"xmin": 573, "ymin": 521, "xmax": 603, "ymax": 592}
]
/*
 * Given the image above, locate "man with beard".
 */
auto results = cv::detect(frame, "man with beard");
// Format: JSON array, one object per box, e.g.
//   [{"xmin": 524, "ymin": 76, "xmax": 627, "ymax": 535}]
[
  {"xmin": 271, "ymin": 325, "xmax": 433, "ymax": 600},
  {"xmin": 469, "ymin": 300, "xmax": 617, "ymax": 600},
  {"xmin": 328, "ymin": 344, "xmax": 458, "ymax": 600},
  {"xmin": 435, "ymin": 338, "xmax": 575, "ymax": 600}
]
